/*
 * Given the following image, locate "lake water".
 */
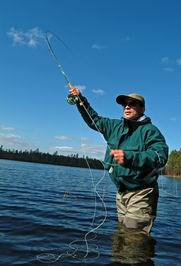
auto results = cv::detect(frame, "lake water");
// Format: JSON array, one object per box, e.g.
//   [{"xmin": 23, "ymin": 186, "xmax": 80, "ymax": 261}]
[{"xmin": 0, "ymin": 159, "xmax": 180, "ymax": 266}]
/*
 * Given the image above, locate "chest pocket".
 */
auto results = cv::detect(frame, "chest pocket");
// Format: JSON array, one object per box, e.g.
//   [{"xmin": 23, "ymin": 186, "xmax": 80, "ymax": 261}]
[
  {"xmin": 119, "ymin": 126, "xmax": 146, "ymax": 151},
  {"xmin": 120, "ymin": 144, "xmax": 146, "ymax": 152}
]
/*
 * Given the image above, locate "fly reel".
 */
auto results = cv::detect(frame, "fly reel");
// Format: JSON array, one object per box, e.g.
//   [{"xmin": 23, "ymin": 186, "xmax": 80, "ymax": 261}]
[{"xmin": 67, "ymin": 94, "xmax": 79, "ymax": 105}]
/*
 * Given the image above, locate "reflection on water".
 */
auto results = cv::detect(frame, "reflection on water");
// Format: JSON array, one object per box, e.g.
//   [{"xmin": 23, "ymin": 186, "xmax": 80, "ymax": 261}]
[{"xmin": 112, "ymin": 224, "xmax": 156, "ymax": 265}]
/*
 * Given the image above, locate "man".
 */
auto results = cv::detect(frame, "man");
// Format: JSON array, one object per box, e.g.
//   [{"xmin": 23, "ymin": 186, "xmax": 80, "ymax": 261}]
[{"xmin": 69, "ymin": 87, "xmax": 168, "ymax": 234}]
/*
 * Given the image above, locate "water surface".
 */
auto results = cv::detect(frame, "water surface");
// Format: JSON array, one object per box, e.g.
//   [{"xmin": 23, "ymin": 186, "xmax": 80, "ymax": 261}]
[{"xmin": 0, "ymin": 159, "xmax": 180, "ymax": 265}]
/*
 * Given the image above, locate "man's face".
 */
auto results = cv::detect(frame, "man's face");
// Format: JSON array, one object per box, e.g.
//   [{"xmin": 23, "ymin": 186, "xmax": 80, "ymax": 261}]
[{"xmin": 123, "ymin": 100, "xmax": 145, "ymax": 120}]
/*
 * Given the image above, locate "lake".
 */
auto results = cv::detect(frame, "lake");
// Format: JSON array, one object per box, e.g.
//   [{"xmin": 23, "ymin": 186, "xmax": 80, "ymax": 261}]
[{"xmin": 0, "ymin": 159, "xmax": 180, "ymax": 265}]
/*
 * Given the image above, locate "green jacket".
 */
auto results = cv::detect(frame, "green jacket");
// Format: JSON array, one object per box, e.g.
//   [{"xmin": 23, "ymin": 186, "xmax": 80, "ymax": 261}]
[{"xmin": 77, "ymin": 95, "xmax": 168, "ymax": 192}]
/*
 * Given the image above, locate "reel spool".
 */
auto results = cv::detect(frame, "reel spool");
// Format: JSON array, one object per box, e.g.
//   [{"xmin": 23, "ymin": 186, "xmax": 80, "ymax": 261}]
[{"xmin": 67, "ymin": 94, "xmax": 79, "ymax": 105}]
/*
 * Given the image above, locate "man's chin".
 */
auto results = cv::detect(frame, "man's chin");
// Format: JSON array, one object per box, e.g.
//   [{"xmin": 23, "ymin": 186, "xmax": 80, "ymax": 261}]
[
  {"xmin": 125, "ymin": 115, "xmax": 138, "ymax": 120},
  {"xmin": 125, "ymin": 115, "xmax": 133, "ymax": 120}
]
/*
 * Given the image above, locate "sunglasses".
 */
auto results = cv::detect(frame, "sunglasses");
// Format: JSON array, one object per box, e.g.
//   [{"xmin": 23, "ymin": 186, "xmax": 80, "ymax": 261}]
[{"xmin": 122, "ymin": 100, "xmax": 140, "ymax": 107}]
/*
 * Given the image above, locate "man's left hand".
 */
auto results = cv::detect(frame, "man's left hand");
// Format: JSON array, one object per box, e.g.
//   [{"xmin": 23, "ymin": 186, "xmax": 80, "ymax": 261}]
[{"xmin": 110, "ymin": 149, "xmax": 126, "ymax": 165}]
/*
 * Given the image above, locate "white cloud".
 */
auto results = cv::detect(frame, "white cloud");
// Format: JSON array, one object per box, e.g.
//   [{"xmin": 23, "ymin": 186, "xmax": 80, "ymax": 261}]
[
  {"xmin": 176, "ymin": 58, "xmax": 181, "ymax": 65},
  {"xmin": 80, "ymin": 136, "xmax": 89, "ymax": 142},
  {"xmin": 80, "ymin": 143, "xmax": 87, "ymax": 147},
  {"xmin": 80, "ymin": 144, "xmax": 105, "ymax": 155},
  {"xmin": 50, "ymin": 143, "xmax": 106, "ymax": 159},
  {"xmin": 53, "ymin": 146, "xmax": 74, "ymax": 152},
  {"xmin": 91, "ymin": 44, "xmax": 106, "ymax": 50},
  {"xmin": 163, "ymin": 67, "xmax": 174, "ymax": 72},
  {"xmin": 0, "ymin": 125, "xmax": 15, "ymax": 131},
  {"xmin": 55, "ymin": 146, "xmax": 73, "ymax": 152},
  {"xmin": 55, "ymin": 135, "xmax": 73, "ymax": 141},
  {"xmin": 161, "ymin": 56, "xmax": 181, "ymax": 71},
  {"xmin": 120, "ymin": 35, "xmax": 131, "ymax": 42},
  {"xmin": 161, "ymin": 57, "xmax": 169, "ymax": 64},
  {"xmin": 55, "ymin": 135, "xmax": 90, "ymax": 143},
  {"xmin": 92, "ymin": 89, "xmax": 105, "ymax": 96},
  {"xmin": 7, "ymin": 27, "xmax": 44, "ymax": 48},
  {"xmin": 0, "ymin": 133, "xmax": 29, "ymax": 148},
  {"xmin": 170, "ymin": 117, "xmax": 177, "ymax": 121},
  {"xmin": 0, "ymin": 123, "xmax": 36, "ymax": 150}
]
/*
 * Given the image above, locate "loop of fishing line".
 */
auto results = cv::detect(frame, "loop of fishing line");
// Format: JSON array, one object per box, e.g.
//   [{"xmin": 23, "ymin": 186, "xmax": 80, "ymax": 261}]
[{"xmin": 37, "ymin": 159, "xmax": 107, "ymax": 264}]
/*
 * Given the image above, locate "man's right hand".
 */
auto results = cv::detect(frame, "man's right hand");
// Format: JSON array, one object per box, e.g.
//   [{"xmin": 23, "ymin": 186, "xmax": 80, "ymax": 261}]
[{"xmin": 68, "ymin": 83, "xmax": 80, "ymax": 96}]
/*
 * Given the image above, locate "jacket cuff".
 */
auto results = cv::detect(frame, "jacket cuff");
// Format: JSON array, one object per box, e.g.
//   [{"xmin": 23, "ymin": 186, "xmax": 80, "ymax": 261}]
[
  {"xmin": 124, "ymin": 151, "xmax": 134, "ymax": 167},
  {"xmin": 76, "ymin": 94, "xmax": 86, "ymax": 106}
]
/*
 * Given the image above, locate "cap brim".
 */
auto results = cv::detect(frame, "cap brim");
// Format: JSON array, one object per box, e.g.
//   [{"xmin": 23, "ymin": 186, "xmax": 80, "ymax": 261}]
[{"xmin": 116, "ymin": 95, "xmax": 133, "ymax": 105}]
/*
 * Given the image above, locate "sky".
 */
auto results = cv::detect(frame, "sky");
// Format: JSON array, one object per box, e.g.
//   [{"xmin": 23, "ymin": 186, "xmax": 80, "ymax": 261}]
[{"xmin": 0, "ymin": 0, "xmax": 181, "ymax": 159}]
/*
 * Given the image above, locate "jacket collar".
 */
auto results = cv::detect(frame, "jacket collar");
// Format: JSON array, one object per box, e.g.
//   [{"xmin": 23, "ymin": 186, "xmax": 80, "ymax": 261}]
[{"xmin": 122, "ymin": 115, "xmax": 151, "ymax": 130}]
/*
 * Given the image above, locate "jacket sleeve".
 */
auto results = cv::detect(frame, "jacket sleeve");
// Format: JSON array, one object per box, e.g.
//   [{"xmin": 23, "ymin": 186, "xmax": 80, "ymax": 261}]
[
  {"xmin": 124, "ymin": 126, "xmax": 168, "ymax": 171},
  {"xmin": 76, "ymin": 94, "xmax": 112, "ymax": 141}
]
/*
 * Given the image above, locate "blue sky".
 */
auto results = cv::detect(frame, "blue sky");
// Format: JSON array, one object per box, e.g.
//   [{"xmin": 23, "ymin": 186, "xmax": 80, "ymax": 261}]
[{"xmin": 0, "ymin": 0, "xmax": 181, "ymax": 159}]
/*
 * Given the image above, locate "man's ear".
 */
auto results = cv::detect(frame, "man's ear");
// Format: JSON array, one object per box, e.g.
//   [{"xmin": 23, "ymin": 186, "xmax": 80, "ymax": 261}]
[{"xmin": 140, "ymin": 106, "xmax": 145, "ymax": 113}]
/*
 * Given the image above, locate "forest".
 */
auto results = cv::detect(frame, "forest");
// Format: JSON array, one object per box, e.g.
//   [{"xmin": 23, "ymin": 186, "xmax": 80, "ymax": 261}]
[
  {"xmin": 0, "ymin": 145, "xmax": 103, "ymax": 170},
  {"xmin": 164, "ymin": 149, "xmax": 181, "ymax": 177},
  {"xmin": 0, "ymin": 146, "xmax": 181, "ymax": 177}
]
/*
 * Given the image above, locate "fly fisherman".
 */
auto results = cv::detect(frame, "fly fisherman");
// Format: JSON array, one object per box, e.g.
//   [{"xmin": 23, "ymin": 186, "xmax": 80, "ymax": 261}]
[{"xmin": 69, "ymin": 86, "xmax": 168, "ymax": 234}]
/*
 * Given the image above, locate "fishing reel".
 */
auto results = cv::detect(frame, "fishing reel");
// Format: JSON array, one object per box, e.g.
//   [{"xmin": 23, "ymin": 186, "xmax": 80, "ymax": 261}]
[{"xmin": 67, "ymin": 94, "xmax": 79, "ymax": 105}]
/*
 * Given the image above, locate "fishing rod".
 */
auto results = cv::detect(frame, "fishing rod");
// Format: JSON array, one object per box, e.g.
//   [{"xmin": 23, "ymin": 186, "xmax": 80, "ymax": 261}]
[
  {"xmin": 44, "ymin": 31, "xmax": 118, "ymax": 158},
  {"xmin": 44, "ymin": 31, "xmax": 79, "ymax": 105}
]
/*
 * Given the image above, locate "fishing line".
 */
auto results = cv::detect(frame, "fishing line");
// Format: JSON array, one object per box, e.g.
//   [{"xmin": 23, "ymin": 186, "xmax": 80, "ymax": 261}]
[
  {"xmin": 37, "ymin": 31, "xmax": 111, "ymax": 264},
  {"xmin": 44, "ymin": 31, "xmax": 71, "ymax": 84},
  {"xmin": 37, "ymin": 159, "xmax": 107, "ymax": 264}
]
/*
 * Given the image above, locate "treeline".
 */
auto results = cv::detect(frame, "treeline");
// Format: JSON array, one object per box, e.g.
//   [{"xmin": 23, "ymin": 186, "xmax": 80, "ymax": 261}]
[
  {"xmin": 0, "ymin": 146, "xmax": 103, "ymax": 170},
  {"xmin": 0, "ymin": 146, "xmax": 181, "ymax": 177},
  {"xmin": 164, "ymin": 149, "xmax": 181, "ymax": 177}
]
